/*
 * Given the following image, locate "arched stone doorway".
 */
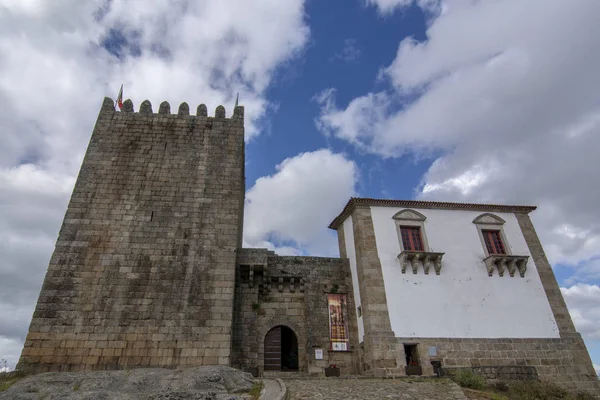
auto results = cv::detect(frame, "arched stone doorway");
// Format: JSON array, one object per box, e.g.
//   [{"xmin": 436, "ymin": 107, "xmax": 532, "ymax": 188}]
[{"xmin": 264, "ymin": 325, "xmax": 299, "ymax": 371}]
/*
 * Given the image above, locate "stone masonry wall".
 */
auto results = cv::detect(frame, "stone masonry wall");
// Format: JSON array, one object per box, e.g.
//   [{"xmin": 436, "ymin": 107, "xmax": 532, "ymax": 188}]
[
  {"xmin": 351, "ymin": 206, "xmax": 403, "ymax": 377},
  {"xmin": 231, "ymin": 249, "xmax": 360, "ymax": 376},
  {"xmin": 18, "ymin": 97, "xmax": 245, "ymax": 372},
  {"xmin": 396, "ymin": 336, "xmax": 599, "ymax": 393}
]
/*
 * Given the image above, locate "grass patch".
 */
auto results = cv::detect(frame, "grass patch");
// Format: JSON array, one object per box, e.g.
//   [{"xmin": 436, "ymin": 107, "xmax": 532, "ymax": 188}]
[
  {"xmin": 0, "ymin": 371, "xmax": 27, "ymax": 392},
  {"xmin": 451, "ymin": 370, "xmax": 486, "ymax": 390},
  {"xmin": 248, "ymin": 380, "xmax": 264, "ymax": 400},
  {"xmin": 463, "ymin": 388, "xmax": 510, "ymax": 400},
  {"xmin": 461, "ymin": 378, "xmax": 597, "ymax": 400},
  {"xmin": 504, "ymin": 380, "xmax": 596, "ymax": 400}
]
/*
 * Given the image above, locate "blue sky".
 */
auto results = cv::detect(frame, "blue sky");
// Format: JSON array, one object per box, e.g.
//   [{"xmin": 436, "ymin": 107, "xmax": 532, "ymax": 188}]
[
  {"xmin": 248, "ymin": 0, "xmax": 429, "ymax": 196},
  {"xmin": 0, "ymin": 0, "xmax": 599, "ymax": 373}
]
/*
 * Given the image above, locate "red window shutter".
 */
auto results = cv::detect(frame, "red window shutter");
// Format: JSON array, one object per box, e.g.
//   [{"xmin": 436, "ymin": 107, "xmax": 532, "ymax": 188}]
[
  {"xmin": 482, "ymin": 230, "xmax": 506, "ymax": 254},
  {"xmin": 400, "ymin": 227, "xmax": 424, "ymax": 251}
]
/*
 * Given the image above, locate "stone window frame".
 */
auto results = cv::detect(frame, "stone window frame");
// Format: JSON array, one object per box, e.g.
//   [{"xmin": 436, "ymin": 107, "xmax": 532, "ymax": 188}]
[
  {"xmin": 392, "ymin": 209, "xmax": 431, "ymax": 252},
  {"xmin": 472, "ymin": 213, "xmax": 512, "ymax": 257}
]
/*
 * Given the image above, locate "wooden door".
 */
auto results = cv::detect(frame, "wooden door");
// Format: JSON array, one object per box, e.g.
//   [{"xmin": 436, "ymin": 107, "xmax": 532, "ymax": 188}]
[{"xmin": 264, "ymin": 326, "xmax": 282, "ymax": 371}]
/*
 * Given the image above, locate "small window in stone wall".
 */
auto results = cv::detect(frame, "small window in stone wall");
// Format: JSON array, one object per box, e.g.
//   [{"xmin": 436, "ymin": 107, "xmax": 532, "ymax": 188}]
[{"xmin": 328, "ymin": 294, "xmax": 349, "ymax": 351}]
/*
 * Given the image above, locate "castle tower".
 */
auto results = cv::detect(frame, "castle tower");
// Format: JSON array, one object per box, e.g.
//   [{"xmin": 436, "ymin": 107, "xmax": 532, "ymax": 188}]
[{"xmin": 18, "ymin": 97, "xmax": 246, "ymax": 372}]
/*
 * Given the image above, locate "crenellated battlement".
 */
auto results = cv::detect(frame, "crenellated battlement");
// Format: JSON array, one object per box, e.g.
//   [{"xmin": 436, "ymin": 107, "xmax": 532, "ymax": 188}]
[
  {"xmin": 18, "ymin": 93, "xmax": 246, "ymax": 373},
  {"xmin": 100, "ymin": 96, "xmax": 244, "ymax": 119}
]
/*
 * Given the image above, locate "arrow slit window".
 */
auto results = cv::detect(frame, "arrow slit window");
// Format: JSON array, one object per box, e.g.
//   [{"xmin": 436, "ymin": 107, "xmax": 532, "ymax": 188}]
[{"xmin": 328, "ymin": 294, "xmax": 349, "ymax": 351}]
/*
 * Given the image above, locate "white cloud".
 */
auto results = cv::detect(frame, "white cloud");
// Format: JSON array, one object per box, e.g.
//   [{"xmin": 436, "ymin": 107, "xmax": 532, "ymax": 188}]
[
  {"xmin": 244, "ymin": 149, "xmax": 357, "ymax": 256},
  {"xmin": 563, "ymin": 258, "xmax": 600, "ymax": 287},
  {"xmin": 365, "ymin": 0, "xmax": 441, "ymax": 16},
  {"xmin": 562, "ymin": 284, "xmax": 600, "ymax": 341},
  {"xmin": 0, "ymin": 165, "xmax": 74, "ymax": 370},
  {"xmin": 0, "ymin": 337, "xmax": 21, "ymax": 371},
  {"xmin": 314, "ymin": 89, "xmax": 390, "ymax": 151},
  {"xmin": 0, "ymin": 0, "xmax": 309, "ymax": 369},
  {"xmin": 366, "ymin": 0, "xmax": 412, "ymax": 15},
  {"xmin": 316, "ymin": 0, "xmax": 600, "ymax": 271}
]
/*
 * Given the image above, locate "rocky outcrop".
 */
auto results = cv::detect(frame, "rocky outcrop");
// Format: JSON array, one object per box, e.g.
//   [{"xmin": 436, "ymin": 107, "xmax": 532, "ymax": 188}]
[{"xmin": 0, "ymin": 366, "xmax": 254, "ymax": 400}]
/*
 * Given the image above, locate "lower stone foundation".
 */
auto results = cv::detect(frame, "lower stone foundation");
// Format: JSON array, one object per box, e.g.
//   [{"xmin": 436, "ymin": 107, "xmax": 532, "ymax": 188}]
[
  {"xmin": 443, "ymin": 366, "xmax": 538, "ymax": 381},
  {"xmin": 393, "ymin": 335, "xmax": 599, "ymax": 394}
]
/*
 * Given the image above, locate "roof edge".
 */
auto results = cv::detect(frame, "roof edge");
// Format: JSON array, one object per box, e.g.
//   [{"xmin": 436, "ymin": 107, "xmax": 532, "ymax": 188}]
[{"xmin": 328, "ymin": 197, "xmax": 537, "ymax": 230}]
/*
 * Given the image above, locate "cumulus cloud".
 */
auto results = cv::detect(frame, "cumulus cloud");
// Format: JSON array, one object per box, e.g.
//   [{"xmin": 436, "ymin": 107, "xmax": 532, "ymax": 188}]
[
  {"xmin": 316, "ymin": 0, "xmax": 600, "ymax": 273},
  {"xmin": 0, "ymin": 338, "xmax": 21, "ymax": 372},
  {"xmin": 314, "ymin": 88, "xmax": 391, "ymax": 151},
  {"xmin": 365, "ymin": 0, "xmax": 441, "ymax": 16},
  {"xmin": 562, "ymin": 258, "xmax": 600, "ymax": 287},
  {"xmin": 366, "ymin": 0, "xmax": 412, "ymax": 15},
  {"xmin": 562, "ymin": 284, "xmax": 600, "ymax": 341},
  {"xmin": 0, "ymin": 0, "xmax": 309, "ymax": 369},
  {"xmin": 244, "ymin": 149, "xmax": 357, "ymax": 256}
]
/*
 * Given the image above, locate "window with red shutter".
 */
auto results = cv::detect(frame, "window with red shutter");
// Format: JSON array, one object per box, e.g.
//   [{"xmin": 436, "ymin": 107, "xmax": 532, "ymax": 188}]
[
  {"xmin": 400, "ymin": 226, "xmax": 424, "ymax": 251},
  {"xmin": 482, "ymin": 230, "xmax": 506, "ymax": 254}
]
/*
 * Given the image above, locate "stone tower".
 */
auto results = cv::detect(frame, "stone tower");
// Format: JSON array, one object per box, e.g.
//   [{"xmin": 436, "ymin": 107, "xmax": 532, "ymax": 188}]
[{"xmin": 18, "ymin": 97, "xmax": 245, "ymax": 372}]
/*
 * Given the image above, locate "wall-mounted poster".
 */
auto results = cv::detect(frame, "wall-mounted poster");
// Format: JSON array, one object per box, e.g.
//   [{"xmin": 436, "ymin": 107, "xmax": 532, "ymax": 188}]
[
  {"xmin": 327, "ymin": 294, "xmax": 349, "ymax": 351},
  {"xmin": 315, "ymin": 348, "xmax": 323, "ymax": 360}
]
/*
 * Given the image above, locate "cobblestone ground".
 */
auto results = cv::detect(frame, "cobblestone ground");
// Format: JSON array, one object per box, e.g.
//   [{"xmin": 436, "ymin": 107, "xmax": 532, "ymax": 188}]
[{"xmin": 284, "ymin": 378, "xmax": 467, "ymax": 400}]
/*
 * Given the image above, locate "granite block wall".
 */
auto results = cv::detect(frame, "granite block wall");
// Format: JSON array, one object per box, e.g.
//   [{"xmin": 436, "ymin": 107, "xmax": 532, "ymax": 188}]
[
  {"xmin": 351, "ymin": 206, "xmax": 403, "ymax": 377},
  {"xmin": 398, "ymin": 336, "xmax": 599, "ymax": 392},
  {"xmin": 18, "ymin": 97, "xmax": 245, "ymax": 372},
  {"xmin": 231, "ymin": 249, "xmax": 360, "ymax": 376}
]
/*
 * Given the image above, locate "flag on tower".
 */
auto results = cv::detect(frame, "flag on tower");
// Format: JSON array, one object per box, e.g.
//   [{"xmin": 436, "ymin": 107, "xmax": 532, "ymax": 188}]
[{"xmin": 116, "ymin": 85, "xmax": 123, "ymax": 110}]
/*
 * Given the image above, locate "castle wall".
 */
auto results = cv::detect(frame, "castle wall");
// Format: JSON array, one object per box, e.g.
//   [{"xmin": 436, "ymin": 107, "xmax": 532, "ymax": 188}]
[
  {"xmin": 18, "ymin": 98, "xmax": 245, "ymax": 372},
  {"xmin": 231, "ymin": 249, "xmax": 360, "ymax": 376},
  {"xmin": 369, "ymin": 206, "xmax": 559, "ymax": 338},
  {"xmin": 396, "ymin": 336, "xmax": 599, "ymax": 392}
]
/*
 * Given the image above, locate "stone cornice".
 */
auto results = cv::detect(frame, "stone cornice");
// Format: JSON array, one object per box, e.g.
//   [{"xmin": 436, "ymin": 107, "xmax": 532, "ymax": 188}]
[{"xmin": 328, "ymin": 197, "xmax": 537, "ymax": 230}]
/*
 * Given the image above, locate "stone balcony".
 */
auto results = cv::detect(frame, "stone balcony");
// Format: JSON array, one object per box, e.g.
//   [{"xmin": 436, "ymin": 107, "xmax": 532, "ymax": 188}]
[
  {"xmin": 397, "ymin": 251, "xmax": 445, "ymax": 275},
  {"xmin": 483, "ymin": 255, "xmax": 529, "ymax": 277}
]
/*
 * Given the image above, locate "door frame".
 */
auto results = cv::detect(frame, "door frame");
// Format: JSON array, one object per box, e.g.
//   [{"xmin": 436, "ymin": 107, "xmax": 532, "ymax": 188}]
[{"xmin": 259, "ymin": 321, "xmax": 305, "ymax": 375}]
